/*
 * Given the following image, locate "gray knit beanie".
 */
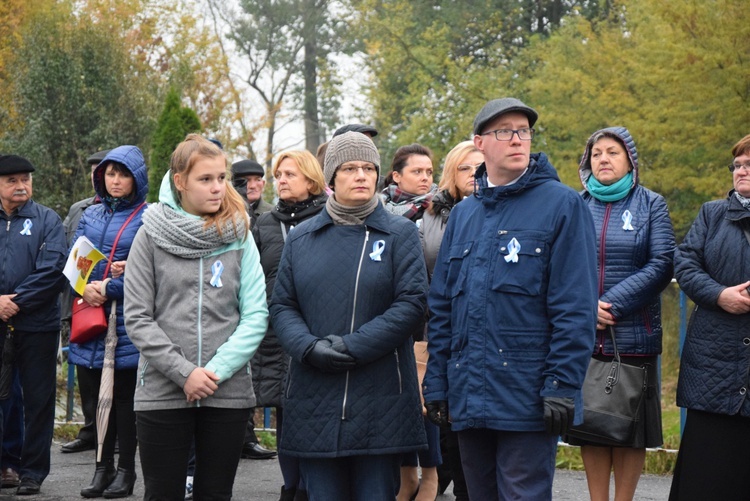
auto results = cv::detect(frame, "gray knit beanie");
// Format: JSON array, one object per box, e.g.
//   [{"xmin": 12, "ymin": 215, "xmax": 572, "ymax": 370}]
[{"xmin": 324, "ymin": 131, "xmax": 380, "ymax": 186}]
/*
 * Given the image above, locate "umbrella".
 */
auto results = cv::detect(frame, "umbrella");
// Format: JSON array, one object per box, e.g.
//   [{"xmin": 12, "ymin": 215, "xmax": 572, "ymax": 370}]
[
  {"xmin": 0, "ymin": 324, "xmax": 15, "ymax": 400},
  {"xmin": 96, "ymin": 300, "xmax": 118, "ymax": 462}
]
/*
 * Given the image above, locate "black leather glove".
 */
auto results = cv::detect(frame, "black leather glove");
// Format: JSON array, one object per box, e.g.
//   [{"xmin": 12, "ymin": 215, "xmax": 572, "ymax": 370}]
[
  {"xmin": 324, "ymin": 335, "xmax": 351, "ymax": 356},
  {"xmin": 303, "ymin": 339, "xmax": 356, "ymax": 373},
  {"xmin": 543, "ymin": 397, "xmax": 575, "ymax": 436},
  {"xmin": 425, "ymin": 400, "xmax": 449, "ymax": 427}
]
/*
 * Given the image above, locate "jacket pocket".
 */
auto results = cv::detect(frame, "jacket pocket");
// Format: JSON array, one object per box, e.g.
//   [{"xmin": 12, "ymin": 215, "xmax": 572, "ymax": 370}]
[
  {"xmin": 446, "ymin": 241, "xmax": 473, "ymax": 298},
  {"xmin": 139, "ymin": 360, "xmax": 150, "ymax": 387},
  {"xmin": 493, "ymin": 232, "xmax": 548, "ymax": 296}
]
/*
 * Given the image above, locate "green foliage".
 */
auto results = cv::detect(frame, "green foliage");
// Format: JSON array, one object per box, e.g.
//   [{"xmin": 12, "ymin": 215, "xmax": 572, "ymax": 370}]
[{"xmin": 148, "ymin": 88, "xmax": 202, "ymax": 201}]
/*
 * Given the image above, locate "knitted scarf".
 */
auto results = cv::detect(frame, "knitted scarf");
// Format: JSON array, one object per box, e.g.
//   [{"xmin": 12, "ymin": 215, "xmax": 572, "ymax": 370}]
[
  {"xmin": 325, "ymin": 195, "xmax": 380, "ymax": 226},
  {"xmin": 381, "ymin": 184, "xmax": 436, "ymax": 222},
  {"xmin": 735, "ymin": 192, "xmax": 750, "ymax": 209},
  {"xmin": 586, "ymin": 172, "xmax": 633, "ymax": 203},
  {"xmin": 141, "ymin": 203, "xmax": 247, "ymax": 259}
]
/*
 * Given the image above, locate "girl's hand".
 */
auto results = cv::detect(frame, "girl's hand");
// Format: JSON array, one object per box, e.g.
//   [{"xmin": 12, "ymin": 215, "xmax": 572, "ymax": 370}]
[{"xmin": 184, "ymin": 368, "xmax": 220, "ymax": 402}]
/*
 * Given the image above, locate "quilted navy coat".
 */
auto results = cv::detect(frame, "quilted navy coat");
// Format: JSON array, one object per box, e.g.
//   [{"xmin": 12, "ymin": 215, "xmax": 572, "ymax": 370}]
[
  {"xmin": 578, "ymin": 127, "xmax": 675, "ymax": 355},
  {"xmin": 675, "ymin": 193, "xmax": 750, "ymax": 416},
  {"xmin": 424, "ymin": 153, "xmax": 598, "ymax": 432},
  {"xmin": 270, "ymin": 203, "xmax": 428, "ymax": 457},
  {"xmin": 68, "ymin": 145, "xmax": 148, "ymax": 370}
]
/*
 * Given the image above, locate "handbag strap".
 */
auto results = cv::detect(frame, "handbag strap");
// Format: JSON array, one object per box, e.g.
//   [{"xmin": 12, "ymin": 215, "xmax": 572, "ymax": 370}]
[
  {"xmin": 607, "ymin": 325, "xmax": 621, "ymax": 364},
  {"xmin": 102, "ymin": 202, "xmax": 146, "ymax": 278}
]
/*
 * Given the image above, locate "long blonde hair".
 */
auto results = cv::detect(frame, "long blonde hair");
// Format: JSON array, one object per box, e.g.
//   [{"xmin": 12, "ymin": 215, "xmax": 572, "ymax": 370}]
[
  {"xmin": 170, "ymin": 134, "xmax": 249, "ymax": 235},
  {"xmin": 439, "ymin": 141, "xmax": 480, "ymax": 201}
]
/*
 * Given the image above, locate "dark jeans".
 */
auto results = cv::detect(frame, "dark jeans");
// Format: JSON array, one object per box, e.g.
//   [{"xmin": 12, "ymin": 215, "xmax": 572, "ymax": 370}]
[
  {"xmin": 74, "ymin": 365, "xmax": 97, "ymax": 444},
  {"xmin": 1, "ymin": 368, "xmax": 25, "ymax": 471},
  {"xmin": 78, "ymin": 367, "xmax": 137, "ymax": 470},
  {"xmin": 13, "ymin": 330, "xmax": 58, "ymax": 484},
  {"xmin": 457, "ymin": 428, "xmax": 558, "ymax": 501},
  {"xmin": 137, "ymin": 406, "xmax": 250, "ymax": 501},
  {"xmin": 299, "ymin": 454, "xmax": 401, "ymax": 501}
]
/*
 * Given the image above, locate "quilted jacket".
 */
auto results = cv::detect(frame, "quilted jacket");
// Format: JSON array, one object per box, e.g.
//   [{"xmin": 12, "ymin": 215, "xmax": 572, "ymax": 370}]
[
  {"xmin": 579, "ymin": 127, "xmax": 675, "ymax": 355},
  {"xmin": 675, "ymin": 193, "xmax": 750, "ymax": 416},
  {"xmin": 270, "ymin": 202, "xmax": 428, "ymax": 457},
  {"xmin": 424, "ymin": 153, "xmax": 598, "ymax": 432},
  {"xmin": 69, "ymin": 146, "xmax": 148, "ymax": 370},
  {"xmin": 250, "ymin": 193, "xmax": 327, "ymax": 407}
]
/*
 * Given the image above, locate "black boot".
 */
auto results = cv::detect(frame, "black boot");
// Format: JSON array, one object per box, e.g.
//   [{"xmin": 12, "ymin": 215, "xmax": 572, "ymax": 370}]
[
  {"xmin": 102, "ymin": 468, "xmax": 136, "ymax": 498},
  {"xmin": 279, "ymin": 485, "xmax": 296, "ymax": 501},
  {"xmin": 81, "ymin": 460, "xmax": 117, "ymax": 498}
]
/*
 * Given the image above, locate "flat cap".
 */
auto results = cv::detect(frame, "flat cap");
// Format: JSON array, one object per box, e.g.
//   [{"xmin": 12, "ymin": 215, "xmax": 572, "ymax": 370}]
[
  {"xmin": 333, "ymin": 123, "xmax": 378, "ymax": 138},
  {"xmin": 473, "ymin": 98, "xmax": 538, "ymax": 135},
  {"xmin": 86, "ymin": 149, "xmax": 112, "ymax": 165},
  {"xmin": 232, "ymin": 159, "xmax": 264, "ymax": 177},
  {"xmin": 0, "ymin": 155, "xmax": 35, "ymax": 175}
]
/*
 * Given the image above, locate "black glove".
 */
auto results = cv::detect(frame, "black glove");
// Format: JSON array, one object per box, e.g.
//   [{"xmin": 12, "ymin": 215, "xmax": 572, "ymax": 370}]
[
  {"xmin": 303, "ymin": 339, "xmax": 356, "ymax": 373},
  {"xmin": 324, "ymin": 335, "xmax": 351, "ymax": 356},
  {"xmin": 543, "ymin": 397, "xmax": 575, "ymax": 436},
  {"xmin": 425, "ymin": 400, "xmax": 449, "ymax": 427}
]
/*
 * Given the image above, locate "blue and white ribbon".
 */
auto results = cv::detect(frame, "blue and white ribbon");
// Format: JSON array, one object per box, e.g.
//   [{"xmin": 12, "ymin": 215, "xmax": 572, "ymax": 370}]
[
  {"xmin": 370, "ymin": 240, "xmax": 386, "ymax": 261},
  {"xmin": 20, "ymin": 219, "xmax": 32, "ymax": 236},
  {"xmin": 210, "ymin": 261, "xmax": 224, "ymax": 288},
  {"xmin": 622, "ymin": 210, "xmax": 634, "ymax": 231},
  {"xmin": 504, "ymin": 237, "xmax": 521, "ymax": 263}
]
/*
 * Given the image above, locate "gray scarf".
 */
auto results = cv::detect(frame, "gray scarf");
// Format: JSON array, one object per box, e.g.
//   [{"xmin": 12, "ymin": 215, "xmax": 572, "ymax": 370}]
[
  {"xmin": 142, "ymin": 203, "xmax": 247, "ymax": 258},
  {"xmin": 735, "ymin": 191, "xmax": 750, "ymax": 209},
  {"xmin": 325, "ymin": 195, "xmax": 380, "ymax": 225}
]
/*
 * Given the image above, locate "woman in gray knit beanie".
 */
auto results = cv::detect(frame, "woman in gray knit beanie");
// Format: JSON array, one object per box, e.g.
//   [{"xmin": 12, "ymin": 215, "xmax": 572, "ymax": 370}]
[{"xmin": 270, "ymin": 130, "xmax": 429, "ymax": 500}]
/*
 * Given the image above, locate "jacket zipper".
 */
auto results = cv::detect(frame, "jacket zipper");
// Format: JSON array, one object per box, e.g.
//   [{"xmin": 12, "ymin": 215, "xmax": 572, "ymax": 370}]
[
  {"xmin": 342, "ymin": 228, "xmax": 370, "ymax": 420},
  {"xmin": 597, "ymin": 204, "xmax": 612, "ymax": 354},
  {"xmin": 196, "ymin": 258, "xmax": 204, "ymax": 407},
  {"xmin": 394, "ymin": 349, "xmax": 402, "ymax": 394},
  {"xmin": 140, "ymin": 360, "xmax": 149, "ymax": 386}
]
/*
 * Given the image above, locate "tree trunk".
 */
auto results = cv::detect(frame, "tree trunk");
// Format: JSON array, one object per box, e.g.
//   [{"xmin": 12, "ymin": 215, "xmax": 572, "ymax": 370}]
[{"xmin": 302, "ymin": 3, "xmax": 321, "ymax": 153}]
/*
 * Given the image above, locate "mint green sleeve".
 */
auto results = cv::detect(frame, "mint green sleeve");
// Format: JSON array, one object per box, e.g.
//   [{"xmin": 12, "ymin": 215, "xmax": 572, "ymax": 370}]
[{"xmin": 205, "ymin": 236, "xmax": 269, "ymax": 382}]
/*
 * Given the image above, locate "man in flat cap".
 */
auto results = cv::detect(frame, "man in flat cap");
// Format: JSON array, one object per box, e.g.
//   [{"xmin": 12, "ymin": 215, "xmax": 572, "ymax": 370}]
[
  {"xmin": 59, "ymin": 149, "xmax": 110, "ymax": 455},
  {"xmin": 0, "ymin": 154, "xmax": 67, "ymax": 495},
  {"xmin": 332, "ymin": 123, "xmax": 378, "ymax": 139},
  {"xmin": 423, "ymin": 98, "xmax": 598, "ymax": 500},
  {"xmin": 232, "ymin": 159, "xmax": 273, "ymax": 225}
]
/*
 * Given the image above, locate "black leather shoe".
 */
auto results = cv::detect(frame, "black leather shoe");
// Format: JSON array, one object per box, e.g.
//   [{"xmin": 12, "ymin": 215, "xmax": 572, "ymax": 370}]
[
  {"xmin": 240, "ymin": 442, "xmax": 277, "ymax": 460},
  {"xmin": 102, "ymin": 468, "xmax": 136, "ymax": 498},
  {"xmin": 16, "ymin": 478, "xmax": 41, "ymax": 496},
  {"xmin": 81, "ymin": 462, "xmax": 117, "ymax": 498},
  {"xmin": 61, "ymin": 438, "xmax": 96, "ymax": 453}
]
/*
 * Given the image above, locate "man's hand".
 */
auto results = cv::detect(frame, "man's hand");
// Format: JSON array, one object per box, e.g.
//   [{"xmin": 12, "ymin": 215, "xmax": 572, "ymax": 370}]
[
  {"xmin": 0, "ymin": 294, "xmax": 19, "ymax": 323},
  {"xmin": 425, "ymin": 400, "xmax": 449, "ymax": 427},
  {"xmin": 543, "ymin": 397, "xmax": 575, "ymax": 436},
  {"xmin": 82, "ymin": 282, "xmax": 107, "ymax": 307},
  {"xmin": 184, "ymin": 367, "xmax": 220, "ymax": 402},
  {"xmin": 717, "ymin": 282, "xmax": 750, "ymax": 314},
  {"xmin": 304, "ymin": 339, "xmax": 356, "ymax": 373}
]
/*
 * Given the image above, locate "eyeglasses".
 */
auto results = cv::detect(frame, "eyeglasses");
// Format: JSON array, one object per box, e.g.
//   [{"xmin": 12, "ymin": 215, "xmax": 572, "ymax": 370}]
[
  {"xmin": 729, "ymin": 161, "xmax": 750, "ymax": 173},
  {"xmin": 339, "ymin": 165, "xmax": 377, "ymax": 176},
  {"xmin": 481, "ymin": 128, "xmax": 535, "ymax": 141},
  {"xmin": 457, "ymin": 163, "xmax": 482, "ymax": 173}
]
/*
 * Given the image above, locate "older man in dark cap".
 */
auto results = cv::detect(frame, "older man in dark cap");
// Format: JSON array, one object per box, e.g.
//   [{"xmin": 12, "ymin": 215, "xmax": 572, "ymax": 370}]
[
  {"xmin": 423, "ymin": 98, "xmax": 598, "ymax": 501},
  {"xmin": 232, "ymin": 159, "xmax": 273, "ymax": 225},
  {"xmin": 0, "ymin": 155, "xmax": 67, "ymax": 495},
  {"xmin": 332, "ymin": 123, "xmax": 378, "ymax": 139}
]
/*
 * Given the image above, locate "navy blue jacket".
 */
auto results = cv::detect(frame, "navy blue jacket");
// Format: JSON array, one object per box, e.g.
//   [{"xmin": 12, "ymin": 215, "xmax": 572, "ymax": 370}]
[
  {"xmin": 68, "ymin": 146, "xmax": 148, "ymax": 370},
  {"xmin": 675, "ymin": 193, "xmax": 750, "ymax": 416},
  {"xmin": 270, "ymin": 203, "xmax": 428, "ymax": 457},
  {"xmin": 424, "ymin": 153, "xmax": 598, "ymax": 432},
  {"xmin": 0, "ymin": 200, "xmax": 67, "ymax": 332},
  {"xmin": 579, "ymin": 127, "xmax": 675, "ymax": 355}
]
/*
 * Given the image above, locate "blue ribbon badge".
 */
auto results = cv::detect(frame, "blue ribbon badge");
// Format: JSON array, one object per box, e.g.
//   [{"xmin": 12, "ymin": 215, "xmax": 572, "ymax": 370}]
[
  {"xmin": 504, "ymin": 237, "xmax": 521, "ymax": 263},
  {"xmin": 622, "ymin": 210, "xmax": 634, "ymax": 231},
  {"xmin": 370, "ymin": 240, "xmax": 386, "ymax": 262},
  {"xmin": 210, "ymin": 261, "xmax": 224, "ymax": 288},
  {"xmin": 20, "ymin": 219, "xmax": 32, "ymax": 236}
]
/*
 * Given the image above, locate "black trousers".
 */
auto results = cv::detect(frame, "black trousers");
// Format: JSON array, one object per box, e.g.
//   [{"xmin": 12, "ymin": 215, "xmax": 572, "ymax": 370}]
[
  {"xmin": 75, "ymin": 365, "xmax": 98, "ymax": 444},
  {"xmin": 137, "ymin": 406, "xmax": 250, "ymax": 501}
]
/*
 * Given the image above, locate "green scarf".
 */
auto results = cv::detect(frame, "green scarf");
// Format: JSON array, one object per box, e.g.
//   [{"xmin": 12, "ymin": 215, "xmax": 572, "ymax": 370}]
[{"xmin": 586, "ymin": 172, "xmax": 633, "ymax": 202}]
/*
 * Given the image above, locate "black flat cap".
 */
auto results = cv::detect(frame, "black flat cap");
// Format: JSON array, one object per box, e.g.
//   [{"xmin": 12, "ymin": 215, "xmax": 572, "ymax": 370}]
[
  {"xmin": 86, "ymin": 149, "xmax": 112, "ymax": 165},
  {"xmin": 332, "ymin": 123, "xmax": 378, "ymax": 138},
  {"xmin": 0, "ymin": 155, "xmax": 35, "ymax": 175},
  {"xmin": 232, "ymin": 159, "xmax": 264, "ymax": 177},
  {"xmin": 473, "ymin": 98, "xmax": 538, "ymax": 135}
]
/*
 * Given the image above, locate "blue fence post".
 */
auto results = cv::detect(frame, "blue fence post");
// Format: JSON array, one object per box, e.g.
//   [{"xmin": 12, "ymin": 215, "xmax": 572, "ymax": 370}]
[{"xmin": 264, "ymin": 407, "xmax": 272, "ymax": 430}]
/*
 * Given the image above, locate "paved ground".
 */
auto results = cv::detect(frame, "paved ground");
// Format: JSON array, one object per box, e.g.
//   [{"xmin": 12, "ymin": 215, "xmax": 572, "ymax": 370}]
[{"xmin": 0, "ymin": 441, "xmax": 672, "ymax": 500}]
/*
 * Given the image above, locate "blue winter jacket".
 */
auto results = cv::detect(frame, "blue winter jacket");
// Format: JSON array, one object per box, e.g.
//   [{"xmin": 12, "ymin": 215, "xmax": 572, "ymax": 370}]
[
  {"xmin": 0, "ymin": 200, "xmax": 67, "ymax": 332},
  {"xmin": 578, "ymin": 127, "xmax": 675, "ymax": 355},
  {"xmin": 270, "ymin": 203, "xmax": 428, "ymax": 457},
  {"xmin": 423, "ymin": 153, "xmax": 598, "ymax": 432},
  {"xmin": 675, "ymin": 193, "xmax": 750, "ymax": 417},
  {"xmin": 68, "ymin": 146, "xmax": 148, "ymax": 370}
]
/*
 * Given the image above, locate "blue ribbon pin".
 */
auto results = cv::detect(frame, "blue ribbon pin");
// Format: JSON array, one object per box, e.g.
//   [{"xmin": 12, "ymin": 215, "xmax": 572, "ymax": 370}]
[
  {"xmin": 622, "ymin": 210, "xmax": 634, "ymax": 231},
  {"xmin": 210, "ymin": 261, "xmax": 224, "ymax": 287},
  {"xmin": 370, "ymin": 240, "xmax": 386, "ymax": 261},
  {"xmin": 20, "ymin": 219, "xmax": 32, "ymax": 236},
  {"xmin": 504, "ymin": 237, "xmax": 521, "ymax": 263}
]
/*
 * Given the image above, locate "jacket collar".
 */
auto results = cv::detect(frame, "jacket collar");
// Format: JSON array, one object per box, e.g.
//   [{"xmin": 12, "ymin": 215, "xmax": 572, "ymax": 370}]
[
  {"xmin": 0, "ymin": 199, "xmax": 36, "ymax": 219},
  {"xmin": 725, "ymin": 190, "xmax": 750, "ymax": 222}
]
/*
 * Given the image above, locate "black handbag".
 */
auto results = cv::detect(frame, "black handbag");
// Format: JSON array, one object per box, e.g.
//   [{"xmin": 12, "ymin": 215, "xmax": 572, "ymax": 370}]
[{"xmin": 567, "ymin": 326, "xmax": 647, "ymax": 445}]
